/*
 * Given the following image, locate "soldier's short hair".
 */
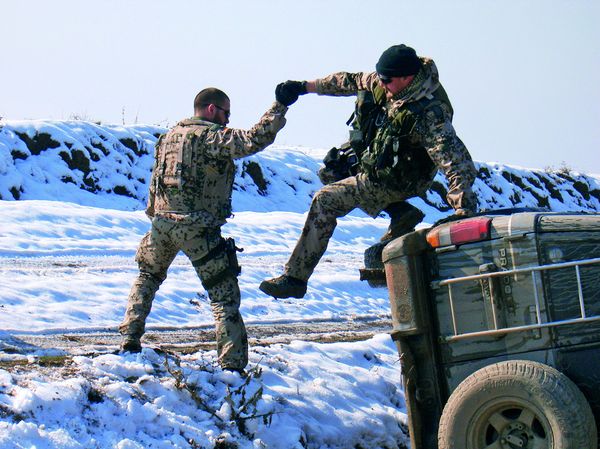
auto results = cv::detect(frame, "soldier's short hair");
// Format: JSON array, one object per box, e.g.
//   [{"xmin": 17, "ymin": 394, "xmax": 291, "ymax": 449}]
[{"xmin": 194, "ymin": 88, "xmax": 229, "ymax": 112}]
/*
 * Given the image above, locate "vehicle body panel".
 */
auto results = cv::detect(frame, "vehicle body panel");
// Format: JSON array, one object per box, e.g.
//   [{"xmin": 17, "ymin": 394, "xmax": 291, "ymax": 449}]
[{"xmin": 381, "ymin": 211, "xmax": 600, "ymax": 449}]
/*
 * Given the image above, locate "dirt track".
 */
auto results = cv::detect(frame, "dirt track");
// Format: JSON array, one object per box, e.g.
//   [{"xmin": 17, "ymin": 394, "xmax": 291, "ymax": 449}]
[
  {"xmin": 0, "ymin": 254, "xmax": 392, "ymax": 371},
  {"xmin": 1, "ymin": 315, "xmax": 393, "ymax": 357}
]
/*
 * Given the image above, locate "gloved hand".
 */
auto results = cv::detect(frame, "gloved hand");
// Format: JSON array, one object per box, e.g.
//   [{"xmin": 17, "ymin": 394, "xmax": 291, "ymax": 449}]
[
  {"xmin": 283, "ymin": 80, "xmax": 308, "ymax": 95},
  {"xmin": 275, "ymin": 80, "xmax": 307, "ymax": 106}
]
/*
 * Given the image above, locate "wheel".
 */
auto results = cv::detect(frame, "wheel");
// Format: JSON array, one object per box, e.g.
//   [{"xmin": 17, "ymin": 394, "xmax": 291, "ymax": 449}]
[
  {"xmin": 366, "ymin": 278, "xmax": 386, "ymax": 288},
  {"xmin": 363, "ymin": 241, "xmax": 388, "ymax": 288},
  {"xmin": 363, "ymin": 240, "xmax": 388, "ymax": 270},
  {"xmin": 438, "ymin": 360, "xmax": 597, "ymax": 449}
]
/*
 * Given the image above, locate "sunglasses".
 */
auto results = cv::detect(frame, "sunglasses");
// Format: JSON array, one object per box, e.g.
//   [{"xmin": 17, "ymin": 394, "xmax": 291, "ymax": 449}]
[
  {"xmin": 377, "ymin": 73, "xmax": 393, "ymax": 85},
  {"xmin": 213, "ymin": 104, "xmax": 231, "ymax": 118}
]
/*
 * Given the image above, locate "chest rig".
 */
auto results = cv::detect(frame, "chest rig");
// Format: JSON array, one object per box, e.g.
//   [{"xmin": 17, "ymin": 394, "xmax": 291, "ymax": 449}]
[{"xmin": 359, "ymin": 91, "xmax": 446, "ymax": 190}]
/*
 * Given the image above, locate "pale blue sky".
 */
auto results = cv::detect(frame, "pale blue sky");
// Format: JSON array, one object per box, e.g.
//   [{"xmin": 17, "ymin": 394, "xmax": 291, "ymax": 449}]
[{"xmin": 2, "ymin": 0, "xmax": 599, "ymax": 173}]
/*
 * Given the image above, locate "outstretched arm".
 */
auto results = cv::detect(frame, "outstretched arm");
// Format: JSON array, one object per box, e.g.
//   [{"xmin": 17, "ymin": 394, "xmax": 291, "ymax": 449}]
[
  {"xmin": 281, "ymin": 72, "xmax": 379, "ymax": 98},
  {"xmin": 313, "ymin": 72, "xmax": 379, "ymax": 97},
  {"xmin": 203, "ymin": 102, "xmax": 288, "ymax": 160},
  {"xmin": 416, "ymin": 106, "xmax": 478, "ymax": 214}
]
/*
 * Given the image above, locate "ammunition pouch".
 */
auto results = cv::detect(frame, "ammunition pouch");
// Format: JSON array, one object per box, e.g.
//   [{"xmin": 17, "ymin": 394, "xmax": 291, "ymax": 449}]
[
  {"xmin": 349, "ymin": 129, "xmax": 365, "ymax": 153},
  {"xmin": 375, "ymin": 136, "xmax": 395, "ymax": 171},
  {"xmin": 193, "ymin": 237, "xmax": 243, "ymax": 290},
  {"xmin": 361, "ymin": 96, "xmax": 443, "ymax": 190}
]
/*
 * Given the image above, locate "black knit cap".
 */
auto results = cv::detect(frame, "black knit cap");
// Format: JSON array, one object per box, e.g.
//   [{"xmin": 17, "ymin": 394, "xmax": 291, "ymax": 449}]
[{"xmin": 375, "ymin": 44, "xmax": 422, "ymax": 77}]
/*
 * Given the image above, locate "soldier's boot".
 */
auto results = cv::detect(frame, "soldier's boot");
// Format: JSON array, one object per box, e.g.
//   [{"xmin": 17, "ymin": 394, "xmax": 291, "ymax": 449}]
[
  {"xmin": 259, "ymin": 275, "xmax": 307, "ymax": 299},
  {"xmin": 380, "ymin": 202, "xmax": 425, "ymax": 242},
  {"xmin": 119, "ymin": 336, "xmax": 142, "ymax": 354}
]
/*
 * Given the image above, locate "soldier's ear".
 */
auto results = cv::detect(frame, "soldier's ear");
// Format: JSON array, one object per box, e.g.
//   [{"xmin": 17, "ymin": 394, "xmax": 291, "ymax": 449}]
[{"xmin": 196, "ymin": 104, "xmax": 215, "ymax": 120}]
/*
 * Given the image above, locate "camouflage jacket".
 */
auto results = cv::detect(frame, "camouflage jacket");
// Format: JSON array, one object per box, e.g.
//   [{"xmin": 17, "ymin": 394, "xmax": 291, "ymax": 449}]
[
  {"xmin": 146, "ymin": 102, "xmax": 287, "ymax": 226},
  {"xmin": 315, "ymin": 59, "xmax": 478, "ymax": 213}
]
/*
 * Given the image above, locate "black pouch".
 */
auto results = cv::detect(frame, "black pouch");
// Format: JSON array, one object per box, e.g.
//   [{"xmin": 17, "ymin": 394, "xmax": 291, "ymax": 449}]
[
  {"xmin": 318, "ymin": 144, "xmax": 359, "ymax": 184},
  {"xmin": 223, "ymin": 237, "xmax": 243, "ymax": 277},
  {"xmin": 193, "ymin": 237, "xmax": 243, "ymax": 290}
]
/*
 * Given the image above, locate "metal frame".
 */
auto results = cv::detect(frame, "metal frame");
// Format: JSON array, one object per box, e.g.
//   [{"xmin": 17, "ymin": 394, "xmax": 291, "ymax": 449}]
[{"xmin": 436, "ymin": 257, "xmax": 600, "ymax": 342}]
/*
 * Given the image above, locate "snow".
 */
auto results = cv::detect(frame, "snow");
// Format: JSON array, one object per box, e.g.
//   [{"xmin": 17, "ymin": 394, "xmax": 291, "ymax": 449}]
[
  {"xmin": 0, "ymin": 201, "xmax": 394, "ymax": 332},
  {"xmin": 0, "ymin": 123, "xmax": 415, "ymax": 447},
  {"xmin": 1, "ymin": 119, "xmax": 599, "ymax": 448},
  {"xmin": 0, "ymin": 336, "xmax": 408, "ymax": 449},
  {"xmin": 0, "ymin": 200, "xmax": 408, "ymax": 447}
]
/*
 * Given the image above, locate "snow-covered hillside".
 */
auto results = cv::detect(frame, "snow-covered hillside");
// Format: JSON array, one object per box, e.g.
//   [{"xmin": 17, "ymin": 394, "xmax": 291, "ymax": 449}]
[
  {"xmin": 1, "ymin": 119, "xmax": 599, "ymax": 449},
  {"xmin": 1, "ymin": 119, "xmax": 599, "ymax": 217}
]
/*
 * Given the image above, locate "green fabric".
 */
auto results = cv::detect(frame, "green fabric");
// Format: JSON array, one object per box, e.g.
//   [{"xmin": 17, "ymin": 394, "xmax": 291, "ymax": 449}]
[{"xmin": 359, "ymin": 97, "xmax": 437, "ymax": 190}]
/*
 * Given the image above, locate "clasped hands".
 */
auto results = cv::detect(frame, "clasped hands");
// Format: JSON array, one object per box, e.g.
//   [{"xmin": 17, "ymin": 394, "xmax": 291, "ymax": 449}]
[{"xmin": 275, "ymin": 80, "xmax": 308, "ymax": 106}]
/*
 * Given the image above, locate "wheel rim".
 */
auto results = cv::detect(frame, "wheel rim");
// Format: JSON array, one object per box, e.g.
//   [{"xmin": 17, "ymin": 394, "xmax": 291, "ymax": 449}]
[{"xmin": 467, "ymin": 397, "xmax": 552, "ymax": 449}]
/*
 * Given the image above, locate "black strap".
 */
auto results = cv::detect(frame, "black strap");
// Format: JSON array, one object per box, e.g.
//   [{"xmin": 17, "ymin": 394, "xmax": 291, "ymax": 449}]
[
  {"xmin": 192, "ymin": 239, "xmax": 226, "ymax": 268},
  {"xmin": 193, "ymin": 238, "xmax": 244, "ymax": 290}
]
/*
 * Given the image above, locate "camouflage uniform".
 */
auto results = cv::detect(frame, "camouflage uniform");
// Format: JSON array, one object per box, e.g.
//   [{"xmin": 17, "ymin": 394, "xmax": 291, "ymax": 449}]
[
  {"xmin": 120, "ymin": 102, "xmax": 287, "ymax": 370},
  {"xmin": 284, "ymin": 58, "xmax": 477, "ymax": 282}
]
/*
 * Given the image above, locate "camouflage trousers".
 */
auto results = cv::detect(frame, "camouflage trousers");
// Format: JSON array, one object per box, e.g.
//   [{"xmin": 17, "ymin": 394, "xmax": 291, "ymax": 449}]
[
  {"xmin": 119, "ymin": 215, "xmax": 248, "ymax": 370},
  {"xmin": 284, "ymin": 173, "xmax": 428, "ymax": 281}
]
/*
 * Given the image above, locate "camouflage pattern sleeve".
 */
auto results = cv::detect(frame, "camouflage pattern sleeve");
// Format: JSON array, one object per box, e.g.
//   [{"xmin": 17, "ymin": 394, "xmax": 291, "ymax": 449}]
[
  {"xmin": 416, "ymin": 107, "xmax": 478, "ymax": 213},
  {"xmin": 203, "ymin": 102, "xmax": 288, "ymax": 159},
  {"xmin": 314, "ymin": 72, "xmax": 380, "ymax": 97},
  {"xmin": 145, "ymin": 141, "xmax": 161, "ymax": 218}
]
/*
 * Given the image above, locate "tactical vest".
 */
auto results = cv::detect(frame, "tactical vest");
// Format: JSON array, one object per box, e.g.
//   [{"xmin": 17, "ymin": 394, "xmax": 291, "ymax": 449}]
[
  {"xmin": 318, "ymin": 90, "xmax": 388, "ymax": 184},
  {"xmin": 360, "ymin": 86, "xmax": 451, "ymax": 191},
  {"xmin": 348, "ymin": 89, "xmax": 387, "ymax": 154},
  {"xmin": 152, "ymin": 119, "xmax": 235, "ymax": 223}
]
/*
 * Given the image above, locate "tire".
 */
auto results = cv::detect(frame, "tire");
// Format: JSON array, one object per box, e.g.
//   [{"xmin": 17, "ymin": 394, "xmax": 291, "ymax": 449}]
[
  {"xmin": 364, "ymin": 240, "xmax": 388, "ymax": 270},
  {"xmin": 363, "ymin": 241, "xmax": 388, "ymax": 288},
  {"xmin": 366, "ymin": 278, "xmax": 386, "ymax": 288},
  {"xmin": 438, "ymin": 360, "xmax": 597, "ymax": 449}
]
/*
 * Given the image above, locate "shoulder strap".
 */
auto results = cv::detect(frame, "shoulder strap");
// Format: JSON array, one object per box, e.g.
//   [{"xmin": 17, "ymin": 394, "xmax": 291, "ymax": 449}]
[
  {"xmin": 390, "ymin": 96, "xmax": 445, "ymax": 136},
  {"xmin": 348, "ymin": 90, "xmax": 387, "ymax": 152}
]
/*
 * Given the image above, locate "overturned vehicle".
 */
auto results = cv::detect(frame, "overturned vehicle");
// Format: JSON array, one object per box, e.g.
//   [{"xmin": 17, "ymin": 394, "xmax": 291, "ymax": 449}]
[{"xmin": 364, "ymin": 209, "xmax": 600, "ymax": 449}]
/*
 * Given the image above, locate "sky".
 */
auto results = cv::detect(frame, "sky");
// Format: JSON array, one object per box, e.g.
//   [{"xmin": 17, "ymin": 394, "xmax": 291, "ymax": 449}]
[{"xmin": 1, "ymin": 0, "xmax": 599, "ymax": 174}]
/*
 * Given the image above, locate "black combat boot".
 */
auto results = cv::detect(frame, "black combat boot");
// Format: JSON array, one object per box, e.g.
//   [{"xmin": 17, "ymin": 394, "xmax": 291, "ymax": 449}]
[
  {"xmin": 380, "ymin": 202, "xmax": 425, "ymax": 242},
  {"xmin": 259, "ymin": 275, "xmax": 307, "ymax": 299}
]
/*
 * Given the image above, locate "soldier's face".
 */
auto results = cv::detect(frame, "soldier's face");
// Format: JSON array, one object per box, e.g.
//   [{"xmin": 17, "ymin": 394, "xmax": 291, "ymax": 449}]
[
  {"xmin": 212, "ymin": 100, "xmax": 231, "ymax": 126},
  {"xmin": 380, "ymin": 75, "xmax": 415, "ymax": 98}
]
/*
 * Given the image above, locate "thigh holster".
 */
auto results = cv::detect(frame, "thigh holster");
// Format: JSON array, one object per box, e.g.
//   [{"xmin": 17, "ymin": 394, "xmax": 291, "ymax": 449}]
[{"xmin": 192, "ymin": 238, "xmax": 243, "ymax": 290}]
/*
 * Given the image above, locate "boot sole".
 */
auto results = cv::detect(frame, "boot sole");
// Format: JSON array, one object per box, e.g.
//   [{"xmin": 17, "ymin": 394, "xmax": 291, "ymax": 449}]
[{"xmin": 259, "ymin": 281, "xmax": 306, "ymax": 299}]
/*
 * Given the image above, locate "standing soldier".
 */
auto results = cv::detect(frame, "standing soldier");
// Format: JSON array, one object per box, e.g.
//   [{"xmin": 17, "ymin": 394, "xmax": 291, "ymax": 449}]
[
  {"xmin": 260, "ymin": 44, "xmax": 478, "ymax": 299},
  {"xmin": 119, "ymin": 86, "xmax": 297, "ymax": 373}
]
